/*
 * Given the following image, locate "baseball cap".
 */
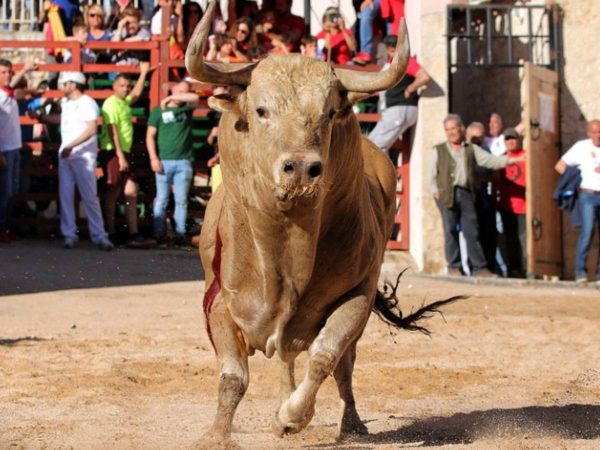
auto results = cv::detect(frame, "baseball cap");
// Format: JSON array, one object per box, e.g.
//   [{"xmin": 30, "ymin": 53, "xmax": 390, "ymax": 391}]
[
  {"xmin": 61, "ymin": 72, "xmax": 86, "ymax": 85},
  {"xmin": 503, "ymin": 127, "xmax": 519, "ymax": 139}
]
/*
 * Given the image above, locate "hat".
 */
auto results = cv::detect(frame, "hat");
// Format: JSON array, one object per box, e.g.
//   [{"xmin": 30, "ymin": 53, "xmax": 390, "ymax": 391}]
[
  {"xmin": 503, "ymin": 127, "xmax": 519, "ymax": 139},
  {"xmin": 61, "ymin": 72, "xmax": 86, "ymax": 85}
]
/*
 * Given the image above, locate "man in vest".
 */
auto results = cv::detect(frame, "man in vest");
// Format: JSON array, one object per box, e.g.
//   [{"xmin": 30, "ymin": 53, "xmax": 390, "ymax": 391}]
[
  {"xmin": 429, "ymin": 114, "xmax": 523, "ymax": 277},
  {"xmin": 368, "ymin": 35, "xmax": 431, "ymax": 155}
]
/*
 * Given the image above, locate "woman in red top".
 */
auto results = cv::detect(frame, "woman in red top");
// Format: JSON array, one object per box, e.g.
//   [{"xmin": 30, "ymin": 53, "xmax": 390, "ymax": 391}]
[
  {"xmin": 497, "ymin": 128, "xmax": 527, "ymax": 278},
  {"xmin": 315, "ymin": 7, "xmax": 356, "ymax": 65}
]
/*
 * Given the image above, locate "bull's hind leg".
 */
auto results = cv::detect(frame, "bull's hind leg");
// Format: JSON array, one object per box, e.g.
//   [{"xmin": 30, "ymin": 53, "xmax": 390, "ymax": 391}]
[
  {"xmin": 273, "ymin": 294, "xmax": 370, "ymax": 437},
  {"xmin": 204, "ymin": 297, "xmax": 249, "ymax": 444},
  {"xmin": 334, "ymin": 341, "xmax": 368, "ymax": 439}
]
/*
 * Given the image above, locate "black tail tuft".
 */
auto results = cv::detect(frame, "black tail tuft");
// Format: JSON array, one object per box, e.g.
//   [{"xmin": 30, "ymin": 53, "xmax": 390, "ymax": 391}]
[{"xmin": 373, "ymin": 269, "xmax": 468, "ymax": 335}]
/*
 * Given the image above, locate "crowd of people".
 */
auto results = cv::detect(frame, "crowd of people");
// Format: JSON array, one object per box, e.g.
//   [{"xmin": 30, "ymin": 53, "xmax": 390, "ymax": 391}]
[{"xmin": 1, "ymin": 0, "xmax": 598, "ymax": 282}]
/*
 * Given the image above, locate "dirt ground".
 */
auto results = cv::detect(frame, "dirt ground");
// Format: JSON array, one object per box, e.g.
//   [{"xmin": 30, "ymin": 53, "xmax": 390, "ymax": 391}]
[{"xmin": 1, "ymin": 240, "xmax": 599, "ymax": 449}]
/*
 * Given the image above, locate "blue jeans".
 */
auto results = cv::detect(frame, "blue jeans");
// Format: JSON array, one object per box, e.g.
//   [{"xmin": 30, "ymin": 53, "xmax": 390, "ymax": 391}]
[
  {"xmin": 153, "ymin": 160, "xmax": 193, "ymax": 238},
  {"xmin": 575, "ymin": 192, "xmax": 600, "ymax": 278},
  {"xmin": 359, "ymin": 0, "xmax": 381, "ymax": 56},
  {"xmin": 0, "ymin": 149, "xmax": 20, "ymax": 231}
]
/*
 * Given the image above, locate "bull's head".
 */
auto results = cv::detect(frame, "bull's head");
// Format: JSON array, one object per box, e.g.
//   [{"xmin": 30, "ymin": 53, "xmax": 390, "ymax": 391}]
[{"xmin": 186, "ymin": 0, "xmax": 409, "ymax": 210}]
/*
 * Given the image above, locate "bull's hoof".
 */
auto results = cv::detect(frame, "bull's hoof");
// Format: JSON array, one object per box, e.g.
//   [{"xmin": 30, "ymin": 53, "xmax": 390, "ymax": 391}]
[
  {"xmin": 272, "ymin": 404, "xmax": 314, "ymax": 437},
  {"xmin": 337, "ymin": 421, "xmax": 369, "ymax": 441}
]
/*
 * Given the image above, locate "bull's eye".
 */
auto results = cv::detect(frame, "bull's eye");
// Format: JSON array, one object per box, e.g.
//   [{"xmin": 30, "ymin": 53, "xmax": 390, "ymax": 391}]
[{"xmin": 256, "ymin": 107, "xmax": 269, "ymax": 119}]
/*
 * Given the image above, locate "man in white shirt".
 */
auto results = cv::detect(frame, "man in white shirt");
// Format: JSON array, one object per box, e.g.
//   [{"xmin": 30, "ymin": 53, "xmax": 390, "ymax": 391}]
[
  {"xmin": 0, "ymin": 59, "xmax": 36, "ymax": 244},
  {"xmin": 39, "ymin": 72, "xmax": 113, "ymax": 250},
  {"xmin": 555, "ymin": 119, "xmax": 600, "ymax": 283}
]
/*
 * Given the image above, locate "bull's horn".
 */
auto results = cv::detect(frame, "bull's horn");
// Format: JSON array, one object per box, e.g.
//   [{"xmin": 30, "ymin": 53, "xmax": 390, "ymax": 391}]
[
  {"xmin": 334, "ymin": 19, "xmax": 410, "ymax": 93},
  {"xmin": 185, "ymin": 0, "xmax": 256, "ymax": 86}
]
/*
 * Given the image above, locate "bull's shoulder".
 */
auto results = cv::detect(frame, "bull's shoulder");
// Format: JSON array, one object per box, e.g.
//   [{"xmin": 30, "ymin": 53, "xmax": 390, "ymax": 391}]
[{"xmin": 361, "ymin": 136, "xmax": 396, "ymax": 200}]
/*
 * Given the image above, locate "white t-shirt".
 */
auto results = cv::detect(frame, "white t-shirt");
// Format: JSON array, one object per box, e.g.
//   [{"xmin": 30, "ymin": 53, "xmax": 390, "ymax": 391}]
[
  {"xmin": 0, "ymin": 88, "xmax": 22, "ymax": 151},
  {"xmin": 60, "ymin": 94, "xmax": 99, "ymax": 158},
  {"xmin": 484, "ymin": 134, "xmax": 506, "ymax": 156},
  {"xmin": 561, "ymin": 138, "xmax": 600, "ymax": 191},
  {"xmin": 151, "ymin": 9, "xmax": 178, "ymax": 35}
]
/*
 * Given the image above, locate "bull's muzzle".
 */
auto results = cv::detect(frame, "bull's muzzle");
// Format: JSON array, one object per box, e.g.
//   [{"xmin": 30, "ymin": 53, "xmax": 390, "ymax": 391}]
[{"xmin": 274, "ymin": 153, "xmax": 323, "ymax": 203}]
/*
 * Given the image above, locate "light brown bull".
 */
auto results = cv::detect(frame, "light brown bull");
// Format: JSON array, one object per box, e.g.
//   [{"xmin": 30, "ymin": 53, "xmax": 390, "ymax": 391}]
[{"xmin": 188, "ymin": 1, "xmax": 459, "ymax": 445}]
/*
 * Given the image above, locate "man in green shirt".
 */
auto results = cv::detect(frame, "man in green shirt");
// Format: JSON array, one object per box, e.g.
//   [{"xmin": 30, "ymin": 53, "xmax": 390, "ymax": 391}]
[
  {"xmin": 146, "ymin": 80, "xmax": 199, "ymax": 246},
  {"xmin": 99, "ymin": 61, "xmax": 152, "ymax": 247}
]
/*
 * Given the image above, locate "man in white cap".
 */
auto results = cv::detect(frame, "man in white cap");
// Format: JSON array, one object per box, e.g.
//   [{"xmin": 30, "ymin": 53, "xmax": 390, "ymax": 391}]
[{"xmin": 38, "ymin": 72, "xmax": 113, "ymax": 250}]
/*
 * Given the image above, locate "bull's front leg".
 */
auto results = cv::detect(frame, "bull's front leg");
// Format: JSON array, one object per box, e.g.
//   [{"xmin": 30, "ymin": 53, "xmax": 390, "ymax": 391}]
[
  {"xmin": 202, "ymin": 295, "xmax": 249, "ymax": 445},
  {"xmin": 272, "ymin": 293, "xmax": 370, "ymax": 437}
]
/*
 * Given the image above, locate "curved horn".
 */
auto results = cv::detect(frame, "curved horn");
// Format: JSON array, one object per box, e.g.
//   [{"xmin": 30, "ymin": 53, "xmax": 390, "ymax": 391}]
[
  {"xmin": 334, "ymin": 19, "xmax": 410, "ymax": 93},
  {"xmin": 185, "ymin": 0, "xmax": 257, "ymax": 85}
]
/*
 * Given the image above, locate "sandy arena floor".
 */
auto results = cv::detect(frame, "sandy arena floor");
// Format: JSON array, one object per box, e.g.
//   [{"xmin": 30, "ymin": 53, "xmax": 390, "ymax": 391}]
[{"xmin": 1, "ymin": 240, "xmax": 599, "ymax": 449}]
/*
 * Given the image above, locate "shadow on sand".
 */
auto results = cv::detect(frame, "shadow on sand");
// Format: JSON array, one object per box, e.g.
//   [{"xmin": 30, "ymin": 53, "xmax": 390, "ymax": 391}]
[
  {"xmin": 1, "ymin": 239, "xmax": 205, "ymax": 296},
  {"xmin": 308, "ymin": 404, "xmax": 600, "ymax": 448},
  {"xmin": 362, "ymin": 404, "xmax": 600, "ymax": 446}
]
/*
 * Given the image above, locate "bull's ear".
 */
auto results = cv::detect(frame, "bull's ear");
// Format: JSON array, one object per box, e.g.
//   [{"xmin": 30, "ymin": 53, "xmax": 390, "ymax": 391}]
[{"xmin": 208, "ymin": 94, "xmax": 242, "ymax": 114}]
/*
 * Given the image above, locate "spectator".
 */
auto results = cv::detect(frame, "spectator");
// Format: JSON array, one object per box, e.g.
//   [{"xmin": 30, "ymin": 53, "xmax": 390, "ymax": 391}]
[
  {"xmin": 37, "ymin": 72, "xmax": 113, "ymax": 250},
  {"xmin": 466, "ymin": 121, "xmax": 499, "ymax": 275},
  {"xmin": 151, "ymin": 0, "xmax": 180, "ymax": 36},
  {"xmin": 146, "ymin": 81, "xmax": 199, "ymax": 246},
  {"xmin": 269, "ymin": 32, "xmax": 294, "ymax": 55},
  {"xmin": 233, "ymin": 16, "xmax": 258, "ymax": 58},
  {"xmin": 353, "ymin": 0, "xmax": 382, "ymax": 65},
  {"xmin": 316, "ymin": 7, "xmax": 356, "ymax": 65},
  {"xmin": 497, "ymin": 128, "xmax": 527, "ymax": 278},
  {"xmin": 428, "ymin": 114, "xmax": 523, "ymax": 277},
  {"xmin": 206, "ymin": 33, "xmax": 249, "ymax": 63},
  {"xmin": 63, "ymin": 24, "xmax": 98, "ymax": 64},
  {"xmin": 86, "ymin": 4, "xmax": 111, "ymax": 41},
  {"xmin": 112, "ymin": 6, "xmax": 151, "ymax": 42},
  {"xmin": 484, "ymin": 112, "xmax": 506, "ymax": 156},
  {"xmin": 300, "ymin": 35, "xmax": 318, "ymax": 58},
  {"xmin": 368, "ymin": 38, "xmax": 430, "ymax": 155},
  {"xmin": 181, "ymin": 1, "xmax": 204, "ymax": 50},
  {"xmin": 555, "ymin": 119, "xmax": 600, "ymax": 284},
  {"xmin": 0, "ymin": 59, "xmax": 36, "ymax": 244},
  {"xmin": 99, "ymin": 62, "xmax": 153, "ymax": 248},
  {"xmin": 273, "ymin": 0, "xmax": 306, "ymax": 50}
]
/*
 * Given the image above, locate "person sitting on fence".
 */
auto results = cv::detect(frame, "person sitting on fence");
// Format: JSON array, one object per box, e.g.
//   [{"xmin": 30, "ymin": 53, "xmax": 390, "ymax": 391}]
[
  {"xmin": 146, "ymin": 80, "xmax": 199, "ymax": 247},
  {"xmin": 179, "ymin": 1, "xmax": 203, "ymax": 51},
  {"xmin": 85, "ymin": 3, "xmax": 112, "ymax": 42},
  {"xmin": 232, "ymin": 16, "xmax": 259, "ymax": 59},
  {"xmin": 300, "ymin": 35, "xmax": 318, "ymax": 58},
  {"xmin": 112, "ymin": 6, "xmax": 151, "ymax": 67},
  {"xmin": 62, "ymin": 23, "xmax": 98, "ymax": 64},
  {"xmin": 99, "ymin": 62, "xmax": 154, "ymax": 248},
  {"xmin": 206, "ymin": 32, "xmax": 249, "ymax": 63}
]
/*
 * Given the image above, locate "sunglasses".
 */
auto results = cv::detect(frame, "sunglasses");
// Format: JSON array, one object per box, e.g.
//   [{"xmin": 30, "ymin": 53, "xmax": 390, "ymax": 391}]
[
  {"xmin": 237, "ymin": 28, "xmax": 249, "ymax": 34},
  {"xmin": 88, "ymin": 13, "xmax": 102, "ymax": 18}
]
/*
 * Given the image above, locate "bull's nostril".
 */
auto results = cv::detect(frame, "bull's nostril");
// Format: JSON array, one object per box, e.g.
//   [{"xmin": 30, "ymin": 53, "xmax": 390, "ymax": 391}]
[
  {"xmin": 308, "ymin": 162, "xmax": 322, "ymax": 178},
  {"xmin": 283, "ymin": 161, "xmax": 295, "ymax": 174}
]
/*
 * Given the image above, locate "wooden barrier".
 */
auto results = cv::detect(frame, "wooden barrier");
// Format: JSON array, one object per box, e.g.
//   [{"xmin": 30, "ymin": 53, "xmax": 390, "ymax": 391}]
[{"xmin": 6, "ymin": 38, "xmax": 409, "ymax": 249}]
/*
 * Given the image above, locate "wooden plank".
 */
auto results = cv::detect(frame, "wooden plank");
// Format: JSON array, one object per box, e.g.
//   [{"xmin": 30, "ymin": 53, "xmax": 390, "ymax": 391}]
[{"xmin": 523, "ymin": 62, "xmax": 562, "ymax": 277}]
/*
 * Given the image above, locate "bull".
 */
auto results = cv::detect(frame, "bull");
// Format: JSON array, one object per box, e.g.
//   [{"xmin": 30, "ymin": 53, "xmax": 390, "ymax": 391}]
[{"xmin": 187, "ymin": 1, "xmax": 460, "ymax": 444}]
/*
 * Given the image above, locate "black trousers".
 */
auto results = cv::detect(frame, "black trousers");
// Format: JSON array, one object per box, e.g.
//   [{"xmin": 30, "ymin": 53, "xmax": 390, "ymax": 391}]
[
  {"xmin": 499, "ymin": 209, "xmax": 527, "ymax": 276},
  {"xmin": 437, "ymin": 187, "xmax": 488, "ymax": 272},
  {"xmin": 475, "ymin": 184, "xmax": 498, "ymax": 271}
]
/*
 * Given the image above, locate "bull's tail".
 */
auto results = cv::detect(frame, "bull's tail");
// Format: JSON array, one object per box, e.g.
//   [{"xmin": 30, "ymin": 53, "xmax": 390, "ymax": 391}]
[{"xmin": 373, "ymin": 269, "xmax": 467, "ymax": 336}]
